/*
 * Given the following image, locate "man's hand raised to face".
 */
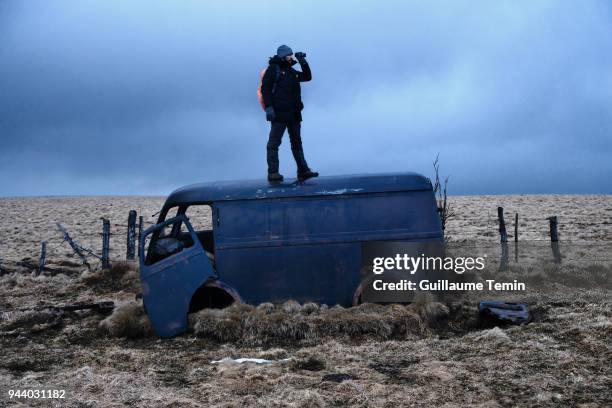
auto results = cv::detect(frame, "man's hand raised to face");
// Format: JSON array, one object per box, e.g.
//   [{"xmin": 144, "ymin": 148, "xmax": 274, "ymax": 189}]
[{"xmin": 295, "ymin": 52, "xmax": 307, "ymax": 62}]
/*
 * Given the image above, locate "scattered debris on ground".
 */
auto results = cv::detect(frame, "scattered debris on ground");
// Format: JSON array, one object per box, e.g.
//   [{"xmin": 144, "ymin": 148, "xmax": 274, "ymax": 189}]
[{"xmin": 479, "ymin": 300, "xmax": 532, "ymax": 325}]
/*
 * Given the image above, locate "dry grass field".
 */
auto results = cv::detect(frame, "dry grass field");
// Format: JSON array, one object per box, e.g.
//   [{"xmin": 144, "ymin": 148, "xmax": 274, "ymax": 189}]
[{"xmin": 0, "ymin": 195, "xmax": 610, "ymax": 407}]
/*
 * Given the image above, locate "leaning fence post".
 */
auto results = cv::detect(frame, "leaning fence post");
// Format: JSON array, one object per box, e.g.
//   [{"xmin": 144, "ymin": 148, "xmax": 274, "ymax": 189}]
[
  {"xmin": 102, "ymin": 218, "xmax": 111, "ymax": 269},
  {"xmin": 127, "ymin": 210, "xmax": 137, "ymax": 260},
  {"xmin": 497, "ymin": 207, "xmax": 508, "ymax": 243},
  {"xmin": 138, "ymin": 216, "xmax": 144, "ymax": 259},
  {"xmin": 548, "ymin": 216, "xmax": 561, "ymax": 263},
  {"xmin": 56, "ymin": 223, "xmax": 91, "ymax": 271},
  {"xmin": 37, "ymin": 241, "xmax": 47, "ymax": 276}
]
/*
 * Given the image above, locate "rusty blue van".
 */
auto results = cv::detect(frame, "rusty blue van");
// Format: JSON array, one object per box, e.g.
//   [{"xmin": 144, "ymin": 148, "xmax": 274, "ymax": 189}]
[{"xmin": 139, "ymin": 172, "xmax": 443, "ymax": 337}]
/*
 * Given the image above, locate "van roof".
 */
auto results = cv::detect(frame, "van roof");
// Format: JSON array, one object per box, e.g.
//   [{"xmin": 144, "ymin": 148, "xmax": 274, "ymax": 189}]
[{"xmin": 164, "ymin": 172, "xmax": 432, "ymax": 207}]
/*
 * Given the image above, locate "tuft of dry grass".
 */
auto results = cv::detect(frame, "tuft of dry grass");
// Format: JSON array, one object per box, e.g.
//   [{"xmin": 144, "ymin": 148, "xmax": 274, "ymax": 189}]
[
  {"xmin": 256, "ymin": 302, "xmax": 275, "ymax": 313},
  {"xmin": 411, "ymin": 301, "xmax": 450, "ymax": 327},
  {"xmin": 187, "ymin": 307, "xmax": 243, "ymax": 342},
  {"xmin": 257, "ymin": 348, "xmax": 289, "ymax": 360},
  {"xmin": 301, "ymin": 302, "xmax": 320, "ymax": 314},
  {"xmin": 98, "ymin": 301, "xmax": 153, "ymax": 338},
  {"xmin": 189, "ymin": 302, "xmax": 434, "ymax": 346},
  {"xmin": 281, "ymin": 299, "xmax": 302, "ymax": 314},
  {"xmin": 313, "ymin": 304, "xmax": 393, "ymax": 339},
  {"xmin": 81, "ymin": 261, "xmax": 140, "ymax": 294}
]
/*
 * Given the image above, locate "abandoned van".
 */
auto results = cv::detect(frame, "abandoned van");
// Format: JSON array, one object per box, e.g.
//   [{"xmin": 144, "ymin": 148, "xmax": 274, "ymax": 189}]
[{"xmin": 139, "ymin": 172, "xmax": 443, "ymax": 337}]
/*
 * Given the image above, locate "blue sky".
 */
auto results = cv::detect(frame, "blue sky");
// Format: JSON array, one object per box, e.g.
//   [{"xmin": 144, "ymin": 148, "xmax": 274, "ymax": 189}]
[{"xmin": 1, "ymin": 0, "xmax": 611, "ymax": 196}]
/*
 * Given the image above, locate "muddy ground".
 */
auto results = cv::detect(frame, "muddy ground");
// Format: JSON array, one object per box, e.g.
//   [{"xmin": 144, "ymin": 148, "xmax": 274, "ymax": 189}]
[{"xmin": 0, "ymin": 195, "xmax": 610, "ymax": 407}]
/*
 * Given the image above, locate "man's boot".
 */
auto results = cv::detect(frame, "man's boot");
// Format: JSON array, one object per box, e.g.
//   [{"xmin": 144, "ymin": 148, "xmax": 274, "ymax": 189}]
[
  {"xmin": 291, "ymin": 147, "xmax": 318, "ymax": 180},
  {"xmin": 297, "ymin": 169, "xmax": 319, "ymax": 180},
  {"xmin": 268, "ymin": 172, "xmax": 284, "ymax": 182}
]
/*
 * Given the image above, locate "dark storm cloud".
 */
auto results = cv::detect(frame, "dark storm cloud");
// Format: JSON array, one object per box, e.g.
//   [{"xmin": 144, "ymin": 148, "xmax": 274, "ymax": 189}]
[{"xmin": 1, "ymin": 0, "xmax": 611, "ymax": 196}]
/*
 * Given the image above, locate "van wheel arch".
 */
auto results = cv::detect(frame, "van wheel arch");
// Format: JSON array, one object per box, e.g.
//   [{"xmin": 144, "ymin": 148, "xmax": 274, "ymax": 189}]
[{"xmin": 188, "ymin": 280, "xmax": 242, "ymax": 313}]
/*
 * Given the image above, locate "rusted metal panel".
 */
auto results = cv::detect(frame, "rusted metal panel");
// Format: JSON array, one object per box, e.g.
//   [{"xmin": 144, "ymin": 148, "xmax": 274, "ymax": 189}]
[{"xmin": 139, "ymin": 215, "xmax": 216, "ymax": 337}]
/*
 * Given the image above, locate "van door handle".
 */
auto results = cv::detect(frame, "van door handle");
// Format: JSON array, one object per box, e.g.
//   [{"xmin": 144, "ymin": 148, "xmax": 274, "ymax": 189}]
[{"xmin": 216, "ymin": 208, "xmax": 220, "ymax": 226}]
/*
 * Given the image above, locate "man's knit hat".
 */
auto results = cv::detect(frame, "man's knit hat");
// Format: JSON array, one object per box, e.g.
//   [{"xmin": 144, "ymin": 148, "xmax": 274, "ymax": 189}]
[{"xmin": 276, "ymin": 45, "xmax": 293, "ymax": 58}]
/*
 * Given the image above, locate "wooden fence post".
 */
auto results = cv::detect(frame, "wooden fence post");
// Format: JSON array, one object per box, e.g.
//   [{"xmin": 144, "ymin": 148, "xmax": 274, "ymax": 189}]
[
  {"xmin": 499, "ymin": 241, "xmax": 509, "ymax": 271},
  {"xmin": 138, "ymin": 216, "xmax": 144, "ymax": 259},
  {"xmin": 548, "ymin": 216, "xmax": 561, "ymax": 263},
  {"xmin": 127, "ymin": 210, "xmax": 137, "ymax": 260},
  {"xmin": 514, "ymin": 213, "xmax": 519, "ymax": 263},
  {"xmin": 37, "ymin": 241, "xmax": 47, "ymax": 276},
  {"xmin": 102, "ymin": 218, "xmax": 111, "ymax": 269},
  {"xmin": 514, "ymin": 213, "xmax": 518, "ymax": 242},
  {"xmin": 497, "ymin": 207, "xmax": 508, "ymax": 243},
  {"xmin": 548, "ymin": 216, "xmax": 559, "ymax": 242}
]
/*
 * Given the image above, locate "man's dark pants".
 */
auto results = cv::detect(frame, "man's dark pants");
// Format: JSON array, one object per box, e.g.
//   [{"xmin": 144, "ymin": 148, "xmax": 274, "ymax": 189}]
[{"xmin": 267, "ymin": 120, "xmax": 309, "ymax": 175}]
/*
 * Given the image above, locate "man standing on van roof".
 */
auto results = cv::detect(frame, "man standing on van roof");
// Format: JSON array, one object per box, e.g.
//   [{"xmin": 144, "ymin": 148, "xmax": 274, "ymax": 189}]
[{"xmin": 261, "ymin": 45, "xmax": 319, "ymax": 182}]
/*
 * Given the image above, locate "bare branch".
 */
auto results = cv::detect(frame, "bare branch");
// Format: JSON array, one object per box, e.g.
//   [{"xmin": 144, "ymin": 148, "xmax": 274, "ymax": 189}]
[{"xmin": 432, "ymin": 154, "xmax": 454, "ymax": 238}]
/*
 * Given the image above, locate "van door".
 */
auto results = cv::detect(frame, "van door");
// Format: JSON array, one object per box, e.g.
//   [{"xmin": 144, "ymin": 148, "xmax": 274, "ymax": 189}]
[{"xmin": 139, "ymin": 214, "xmax": 216, "ymax": 337}]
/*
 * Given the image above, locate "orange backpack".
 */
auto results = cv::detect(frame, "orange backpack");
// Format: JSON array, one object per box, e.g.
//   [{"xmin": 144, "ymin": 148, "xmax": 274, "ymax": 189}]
[{"xmin": 257, "ymin": 65, "xmax": 281, "ymax": 111}]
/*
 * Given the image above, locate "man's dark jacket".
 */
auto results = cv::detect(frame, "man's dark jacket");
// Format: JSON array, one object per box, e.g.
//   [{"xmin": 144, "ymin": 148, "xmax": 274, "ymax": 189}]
[{"xmin": 261, "ymin": 55, "xmax": 312, "ymax": 122}]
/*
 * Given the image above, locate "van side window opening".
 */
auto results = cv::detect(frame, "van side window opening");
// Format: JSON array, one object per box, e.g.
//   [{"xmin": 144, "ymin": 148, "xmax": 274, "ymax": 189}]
[
  {"xmin": 184, "ymin": 204, "xmax": 215, "ymax": 263},
  {"xmin": 184, "ymin": 205, "xmax": 212, "ymax": 231},
  {"xmin": 145, "ymin": 206, "xmax": 193, "ymax": 265},
  {"xmin": 163, "ymin": 206, "xmax": 180, "ymax": 222}
]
